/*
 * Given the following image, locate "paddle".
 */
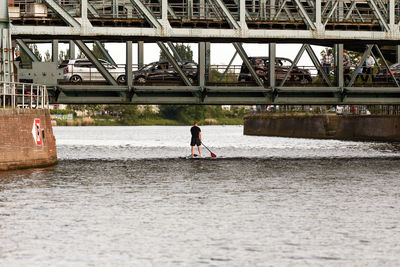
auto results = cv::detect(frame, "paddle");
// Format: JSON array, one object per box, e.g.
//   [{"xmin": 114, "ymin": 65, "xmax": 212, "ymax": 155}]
[{"xmin": 201, "ymin": 142, "xmax": 217, "ymax": 158}]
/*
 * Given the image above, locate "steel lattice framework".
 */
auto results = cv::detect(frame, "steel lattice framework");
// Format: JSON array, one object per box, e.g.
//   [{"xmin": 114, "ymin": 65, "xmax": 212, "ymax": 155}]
[{"xmin": 7, "ymin": 0, "xmax": 400, "ymax": 104}]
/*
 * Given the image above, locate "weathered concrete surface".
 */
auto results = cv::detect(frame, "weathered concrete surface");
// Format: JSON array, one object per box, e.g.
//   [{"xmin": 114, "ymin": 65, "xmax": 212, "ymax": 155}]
[
  {"xmin": 0, "ymin": 109, "xmax": 57, "ymax": 171},
  {"xmin": 244, "ymin": 114, "xmax": 400, "ymax": 142}
]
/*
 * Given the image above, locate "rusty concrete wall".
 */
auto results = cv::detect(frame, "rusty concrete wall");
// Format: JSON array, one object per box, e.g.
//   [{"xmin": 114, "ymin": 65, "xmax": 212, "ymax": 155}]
[
  {"xmin": 244, "ymin": 114, "xmax": 400, "ymax": 142},
  {"xmin": 0, "ymin": 109, "xmax": 57, "ymax": 171}
]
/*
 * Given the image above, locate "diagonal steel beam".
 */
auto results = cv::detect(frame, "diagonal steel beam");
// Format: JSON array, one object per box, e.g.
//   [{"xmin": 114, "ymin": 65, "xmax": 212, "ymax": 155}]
[
  {"xmin": 213, "ymin": 0, "xmax": 241, "ymax": 29},
  {"xmin": 374, "ymin": 44, "xmax": 400, "ymax": 87},
  {"xmin": 157, "ymin": 42, "xmax": 192, "ymax": 86},
  {"xmin": 233, "ymin": 0, "xmax": 252, "ymax": 21},
  {"xmin": 156, "ymin": 0, "xmax": 178, "ymax": 19},
  {"xmin": 305, "ymin": 44, "xmax": 333, "ymax": 87},
  {"xmin": 293, "ymin": 0, "xmax": 316, "ymax": 30},
  {"xmin": 273, "ymin": 0, "xmax": 287, "ymax": 20},
  {"xmin": 323, "ymin": 1, "xmax": 339, "ymax": 26},
  {"xmin": 167, "ymin": 42, "xmax": 183, "ymax": 62},
  {"xmin": 218, "ymin": 51, "xmax": 237, "ymax": 82},
  {"xmin": 16, "ymin": 39, "xmax": 40, "ymax": 62},
  {"xmin": 87, "ymin": 2, "xmax": 100, "ymax": 17},
  {"xmin": 233, "ymin": 42, "xmax": 264, "ymax": 87},
  {"xmin": 42, "ymin": 0, "xmax": 80, "ymax": 27},
  {"xmin": 344, "ymin": 1, "xmax": 357, "ymax": 21},
  {"xmin": 212, "ymin": 0, "xmax": 263, "ymax": 87},
  {"xmin": 94, "ymin": 41, "xmax": 116, "ymax": 65},
  {"xmin": 347, "ymin": 44, "xmax": 373, "ymax": 87},
  {"xmin": 74, "ymin": 40, "xmax": 118, "ymax": 85},
  {"xmin": 279, "ymin": 44, "xmax": 307, "ymax": 87},
  {"xmin": 129, "ymin": 0, "xmax": 162, "ymax": 29},
  {"xmin": 367, "ymin": 0, "xmax": 390, "ymax": 31}
]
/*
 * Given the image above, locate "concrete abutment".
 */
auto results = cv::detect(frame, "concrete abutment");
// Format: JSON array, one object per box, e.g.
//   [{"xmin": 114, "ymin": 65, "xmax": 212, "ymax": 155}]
[
  {"xmin": 244, "ymin": 114, "xmax": 400, "ymax": 142},
  {"xmin": 0, "ymin": 109, "xmax": 57, "ymax": 171}
]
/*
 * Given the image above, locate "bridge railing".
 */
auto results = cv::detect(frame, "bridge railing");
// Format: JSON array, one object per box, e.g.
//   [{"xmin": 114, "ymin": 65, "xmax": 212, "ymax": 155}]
[{"xmin": 0, "ymin": 81, "xmax": 49, "ymax": 109}]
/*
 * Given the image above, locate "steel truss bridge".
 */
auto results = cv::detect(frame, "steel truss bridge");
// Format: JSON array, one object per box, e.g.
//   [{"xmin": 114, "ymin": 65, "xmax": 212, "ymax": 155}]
[{"xmin": 7, "ymin": 0, "xmax": 400, "ymax": 104}]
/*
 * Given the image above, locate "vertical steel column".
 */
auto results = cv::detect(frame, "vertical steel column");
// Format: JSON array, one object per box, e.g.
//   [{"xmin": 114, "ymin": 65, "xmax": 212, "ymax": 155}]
[
  {"xmin": 199, "ymin": 42, "xmax": 206, "ymax": 87},
  {"xmin": 188, "ymin": 0, "xmax": 193, "ymax": 19},
  {"xmin": 270, "ymin": 0, "xmax": 276, "ymax": 20},
  {"xmin": 260, "ymin": 0, "xmax": 267, "ymax": 20},
  {"xmin": 240, "ymin": 0, "xmax": 245, "ymax": 25},
  {"xmin": 69, "ymin": 40, "xmax": 75, "ymax": 59},
  {"xmin": 161, "ymin": 0, "xmax": 168, "ymax": 21},
  {"xmin": 126, "ymin": 41, "xmax": 133, "ymax": 86},
  {"xmin": 315, "ymin": 0, "xmax": 322, "ymax": 26},
  {"xmin": 200, "ymin": 0, "xmax": 205, "ymax": 18},
  {"xmin": 269, "ymin": 43, "xmax": 276, "ymax": 89},
  {"xmin": 396, "ymin": 45, "xmax": 400, "ymax": 63},
  {"xmin": 113, "ymin": 0, "xmax": 118, "ymax": 18},
  {"xmin": 205, "ymin": 42, "xmax": 211, "ymax": 83},
  {"xmin": 336, "ymin": 44, "xmax": 344, "ymax": 88},
  {"xmin": 81, "ymin": 0, "xmax": 88, "ymax": 19},
  {"xmin": 138, "ymin": 41, "xmax": 144, "ymax": 68},
  {"xmin": 338, "ymin": 1, "xmax": 343, "ymax": 22},
  {"xmin": 52, "ymin": 40, "xmax": 58, "ymax": 64},
  {"xmin": 389, "ymin": 0, "xmax": 395, "ymax": 25}
]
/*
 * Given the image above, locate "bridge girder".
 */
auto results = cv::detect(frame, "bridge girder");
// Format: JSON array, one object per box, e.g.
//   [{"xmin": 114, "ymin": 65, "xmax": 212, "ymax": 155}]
[
  {"xmin": 8, "ymin": 0, "xmax": 400, "ymax": 105},
  {"xmin": 8, "ymin": 0, "xmax": 400, "ymax": 44}
]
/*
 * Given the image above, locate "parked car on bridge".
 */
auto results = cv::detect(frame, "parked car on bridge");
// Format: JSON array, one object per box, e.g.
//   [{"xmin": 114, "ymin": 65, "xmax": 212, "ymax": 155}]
[
  {"xmin": 375, "ymin": 63, "xmax": 400, "ymax": 83},
  {"xmin": 133, "ymin": 61, "xmax": 198, "ymax": 84},
  {"xmin": 238, "ymin": 57, "xmax": 313, "ymax": 84},
  {"xmin": 59, "ymin": 58, "xmax": 126, "ymax": 84}
]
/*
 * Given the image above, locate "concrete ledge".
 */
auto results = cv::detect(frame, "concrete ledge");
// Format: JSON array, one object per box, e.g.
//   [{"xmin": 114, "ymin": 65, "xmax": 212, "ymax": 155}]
[{"xmin": 244, "ymin": 114, "xmax": 400, "ymax": 142}]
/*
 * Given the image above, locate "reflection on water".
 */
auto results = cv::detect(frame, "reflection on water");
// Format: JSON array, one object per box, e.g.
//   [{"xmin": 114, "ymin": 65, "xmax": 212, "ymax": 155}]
[{"xmin": 0, "ymin": 126, "xmax": 400, "ymax": 266}]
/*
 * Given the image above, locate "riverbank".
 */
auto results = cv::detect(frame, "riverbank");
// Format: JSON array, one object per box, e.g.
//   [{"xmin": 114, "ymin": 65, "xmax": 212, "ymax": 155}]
[
  {"xmin": 52, "ymin": 117, "xmax": 243, "ymax": 126},
  {"xmin": 244, "ymin": 113, "xmax": 400, "ymax": 142}
]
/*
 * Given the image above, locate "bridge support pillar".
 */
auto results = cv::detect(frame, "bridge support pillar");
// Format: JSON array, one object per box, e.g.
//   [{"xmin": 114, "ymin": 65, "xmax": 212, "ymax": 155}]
[{"xmin": 0, "ymin": 0, "xmax": 14, "ymax": 83}]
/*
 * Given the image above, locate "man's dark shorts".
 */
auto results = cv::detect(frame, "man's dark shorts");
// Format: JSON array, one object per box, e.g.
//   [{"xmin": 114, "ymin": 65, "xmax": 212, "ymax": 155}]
[{"xmin": 191, "ymin": 137, "xmax": 201, "ymax": 146}]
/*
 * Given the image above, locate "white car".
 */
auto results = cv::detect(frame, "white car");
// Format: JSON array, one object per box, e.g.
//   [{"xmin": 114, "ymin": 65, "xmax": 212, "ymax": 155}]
[
  {"xmin": 336, "ymin": 105, "xmax": 344, "ymax": 115},
  {"xmin": 59, "ymin": 59, "xmax": 126, "ymax": 84}
]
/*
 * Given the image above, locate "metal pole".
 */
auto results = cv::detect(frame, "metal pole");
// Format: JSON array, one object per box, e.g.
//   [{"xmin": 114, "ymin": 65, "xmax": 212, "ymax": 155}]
[
  {"xmin": 126, "ymin": 41, "xmax": 133, "ymax": 86},
  {"xmin": 199, "ymin": 42, "xmax": 206, "ymax": 87},
  {"xmin": 269, "ymin": 43, "xmax": 276, "ymax": 89},
  {"xmin": 52, "ymin": 40, "xmax": 58, "ymax": 64},
  {"xmin": 138, "ymin": 41, "xmax": 144, "ymax": 68},
  {"xmin": 69, "ymin": 40, "xmax": 75, "ymax": 59},
  {"xmin": 337, "ymin": 44, "xmax": 344, "ymax": 88}
]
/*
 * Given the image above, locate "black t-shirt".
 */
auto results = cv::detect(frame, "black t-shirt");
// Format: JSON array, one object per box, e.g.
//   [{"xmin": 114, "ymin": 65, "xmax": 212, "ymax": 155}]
[{"xmin": 190, "ymin": 126, "xmax": 201, "ymax": 138}]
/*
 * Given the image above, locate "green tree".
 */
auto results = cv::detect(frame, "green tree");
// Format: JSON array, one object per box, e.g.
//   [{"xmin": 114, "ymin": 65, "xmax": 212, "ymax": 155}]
[
  {"xmin": 19, "ymin": 44, "xmax": 42, "ymax": 68},
  {"xmin": 58, "ymin": 49, "xmax": 70, "ymax": 62},
  {"xmin": 43, "ymin": 50, "xmax": 51, "ymax": 62},
  {"xmin": 159, "ymin": 43, "xmax": 193, "ymax": 62},
  {"xmin": 92, "ymin": 42, "xmax": 109, "ymax": 61}
]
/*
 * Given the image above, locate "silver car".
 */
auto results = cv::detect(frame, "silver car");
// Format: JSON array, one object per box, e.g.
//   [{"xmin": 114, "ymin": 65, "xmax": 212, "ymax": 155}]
[{"xmin": 59, "ymin": 59, "xmax": 126, "ymax": 84}]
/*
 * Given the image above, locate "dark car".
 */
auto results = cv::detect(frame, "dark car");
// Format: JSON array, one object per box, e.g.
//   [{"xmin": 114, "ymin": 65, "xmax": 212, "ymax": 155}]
[
  {"xmin": 375, "ymin": 63, "xmax": 400, "ymax": 82},
  {"xmin": 133, "ymin": 61, "xmax": 198, "ymax": 84},
  {"xmin": 238, "ymin": 57, "xmax": 312, "ymax": 84}
]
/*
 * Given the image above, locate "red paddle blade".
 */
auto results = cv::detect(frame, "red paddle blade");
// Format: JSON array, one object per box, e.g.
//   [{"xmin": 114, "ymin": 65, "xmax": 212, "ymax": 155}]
[{"xmin": 210, "ymin": 152, "xmax": 217, "ymax": 158}]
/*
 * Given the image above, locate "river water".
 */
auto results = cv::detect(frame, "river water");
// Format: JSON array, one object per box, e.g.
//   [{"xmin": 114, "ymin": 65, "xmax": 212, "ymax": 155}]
[{"xmin": 1, "ymin": 126, "xmax": 400, "ymax": 266}]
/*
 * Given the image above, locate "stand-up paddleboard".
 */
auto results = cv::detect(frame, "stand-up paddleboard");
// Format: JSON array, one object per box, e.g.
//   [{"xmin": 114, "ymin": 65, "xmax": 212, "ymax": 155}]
[{"xmin": 183, "ymin": 154, "xmax": 217, "ymax": 160}]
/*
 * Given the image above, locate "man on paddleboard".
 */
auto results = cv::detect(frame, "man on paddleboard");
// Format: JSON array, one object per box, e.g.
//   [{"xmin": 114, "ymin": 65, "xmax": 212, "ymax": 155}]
[{"xmin": 190, "ymin": 122, "xmax": 202, "ymax": 158}]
